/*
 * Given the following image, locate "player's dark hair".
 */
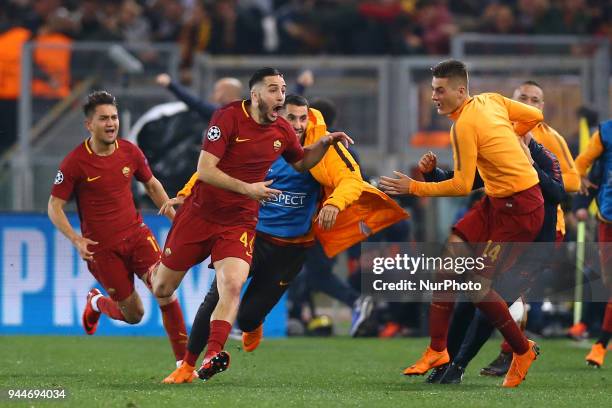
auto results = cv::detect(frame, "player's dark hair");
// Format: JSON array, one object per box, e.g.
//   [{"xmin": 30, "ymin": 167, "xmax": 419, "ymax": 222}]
[
  {"xmin": 521, "ymin": 80, "xmax": 543, "ymax": 91},
  {"xmin": 83, "ymin": 91, "xmax": 117, "ymax": 117},
  {"xmin": 248, "ymin": 67, "xmax": 283, "ymax": 90},
  {"xmin": 431, "ymin": 59, "xmax": 468, "ymax": 86},
  {"xmin": 285, "ymin": 94, "xmax": 309, "ymax": 108},
  {"xmin": 310, "ymin": 98, "xmax": 337, "ymax": 128}
]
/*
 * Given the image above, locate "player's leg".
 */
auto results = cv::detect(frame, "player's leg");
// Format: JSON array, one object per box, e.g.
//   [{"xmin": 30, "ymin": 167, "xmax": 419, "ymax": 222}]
[
  {"xmin": 237, "ymin": 238, "xmax": 307, "ymax": 351},
  {"xmin": 82, "ymin": 248, "xmax": 139, "ymax": 334},
  {"xmin": 129, "ymin": 225, "xmax": 189, "ymax": 364},
  {"xmin": 404, "ymin": 233, "xmax": 469, "ymax": 376},
  {"xmin": 426, "ymin": 300, "xmax": 475, "ymax": 384},
  {"xmin": 586, "ymin": 222, "xmax": 612, "ymax": 367}
]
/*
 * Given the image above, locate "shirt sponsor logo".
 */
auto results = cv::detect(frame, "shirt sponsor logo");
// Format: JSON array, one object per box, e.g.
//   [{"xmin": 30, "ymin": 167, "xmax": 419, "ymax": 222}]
[
  {"xmin": 266, "ymin": 191, "xmax": 307, "ymax": 208},
  {"xmin": 207, "ymin": 126, "xmax": 222, "ymax": 141},
  {"xmin": 273, "ymin": 139, "xmax": 282, "ymax": 151},
  {"xmin": 54, "ymin": 170, "xmax": 64, "ymax": 185},
  {"xmin": 122, "ymin": 166, "xmax": 131, "ymax": 177}
]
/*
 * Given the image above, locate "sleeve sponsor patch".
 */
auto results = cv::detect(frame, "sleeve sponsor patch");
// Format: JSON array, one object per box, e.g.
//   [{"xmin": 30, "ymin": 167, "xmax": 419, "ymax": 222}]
[
  {"xmin": 54, "ymin": 170, "xmax": 64, "ymax": 185},
  {"xmin": 207, "ymin": 126, "xmax": 222, "ymax": 141}
]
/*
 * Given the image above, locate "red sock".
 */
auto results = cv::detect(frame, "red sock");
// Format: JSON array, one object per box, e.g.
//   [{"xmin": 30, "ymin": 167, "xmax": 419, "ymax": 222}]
[
  {"xmin": 160, "ymin": 299, "xmax": 188, "ymax": 361},
  {"xmin": 97, "ymin": 297, "xmax": 126, "ymax": 321},
  {"xmin": 500, "ymin": 340, "xmax": 512, "ymax": 353},
  {"xmin": 204, "ymin": 320, "xmax": 232, "ymax": 360},
  {"xmin": 184, "ymin": 350, "xmax": 199, "ymax": 367},
  {"xmin": 603, "ymin": 300, "xmax": 612, "ymax": 332},
  {"xmin": 476, "ymin": 291, "xmax": 529, "ymax": 355},
  {"xmin": 429, "ymin": 302, "xmax": 455, "ymax": 351}
]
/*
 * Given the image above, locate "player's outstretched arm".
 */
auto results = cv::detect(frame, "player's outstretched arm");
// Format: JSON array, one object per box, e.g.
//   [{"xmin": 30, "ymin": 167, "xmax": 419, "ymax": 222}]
[
  {"xmin": 197, "ymin": 151, "xmax": 281, "ymax": 201},
  {"xmin": 143, "ymin": 176, "xmax": 175, "ymax": 220},
  {"xmin": 47, "ymin": 195, "xmax": 97, "ymax": 260},
  {"xmin": 291, "ymin": 131, "xmax": 354, "ymax": 172}
]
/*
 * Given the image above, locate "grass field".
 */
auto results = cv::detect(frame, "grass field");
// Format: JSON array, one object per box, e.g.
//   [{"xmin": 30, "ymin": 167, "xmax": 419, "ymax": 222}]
[{"xmin": 0, "ymin": 336, "xmax": 610, "ymax": 407}]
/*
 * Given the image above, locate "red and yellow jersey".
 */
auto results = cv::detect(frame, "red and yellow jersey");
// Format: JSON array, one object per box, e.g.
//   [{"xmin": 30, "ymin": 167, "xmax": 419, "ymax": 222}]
[
  {"xmin": 187, "ymin": 100, "xmax": 304, "ymax": 228},
  {"xmin": 531, "ymin": 122, "xmax": 580, "ymax": 235},
  {"xmin": 409, "ymin": 93, "xmax": 543, "ymax": 198},
  {"xmin": 50, "ymin": 138, "xmax": 153, "ymax": 249}
]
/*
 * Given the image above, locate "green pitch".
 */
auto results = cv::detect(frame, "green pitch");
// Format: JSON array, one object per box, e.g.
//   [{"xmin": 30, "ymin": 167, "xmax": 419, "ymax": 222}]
[{"xmin": 1, "ymin": 336, "xmax": 610, "ymax": 407}]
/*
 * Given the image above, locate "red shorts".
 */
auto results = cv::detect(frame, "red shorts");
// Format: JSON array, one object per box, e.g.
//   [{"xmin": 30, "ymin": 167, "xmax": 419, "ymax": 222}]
[
  {"xmin": 599, "ymin": 221, "xmax": 612, "ymax": 271},
  {"xmin": 452, "ymin": 184, "xmax": 544, "ymax": 277},
  {"xmin": 86, "ymin": 224, "xmax": 160, "ymax": 302},
  {"xmin": 161, "ymin": 206, "xmax": 255, "ymax": 271}
]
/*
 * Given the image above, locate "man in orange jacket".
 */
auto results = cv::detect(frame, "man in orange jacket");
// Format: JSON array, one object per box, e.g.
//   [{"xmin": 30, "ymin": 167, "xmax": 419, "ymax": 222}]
[{"xmin": 163, "ymin": 94, "xmax": 408, "ymax": 383}]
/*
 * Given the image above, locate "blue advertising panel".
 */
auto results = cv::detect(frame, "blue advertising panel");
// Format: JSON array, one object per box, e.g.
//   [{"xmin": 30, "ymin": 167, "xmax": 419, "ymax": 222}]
[{"xmin": 0, "ymin": 213, "xmax": 286, "ymax": 336}]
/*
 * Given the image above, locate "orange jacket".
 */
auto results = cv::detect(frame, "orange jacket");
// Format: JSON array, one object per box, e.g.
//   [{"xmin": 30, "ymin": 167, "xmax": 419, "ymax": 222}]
[
  {"xmin": 32, "ymin": 32, "xmax": 71, "ymax": 98},
  {"xmin": 0, "ymin": 27, "xmax": 31, "ymax": 99},
  {"xmin": 305, "ymin": 108, "xmax": 409, "ymax": 257}
]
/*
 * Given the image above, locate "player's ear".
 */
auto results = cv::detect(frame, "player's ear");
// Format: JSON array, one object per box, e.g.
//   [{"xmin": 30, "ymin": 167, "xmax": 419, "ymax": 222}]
[{"xmin": 84, "ymin": 118, "xmax": 92, "ymax": 132}]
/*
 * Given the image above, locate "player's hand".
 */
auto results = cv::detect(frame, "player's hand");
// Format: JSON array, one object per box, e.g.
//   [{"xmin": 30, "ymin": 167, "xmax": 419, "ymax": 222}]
[
  {"xmin": 245, "ymin": 180, "xmax": 282, "ymax": 201},
  {"xmin": 575, "ymin": 208, "xmax": 589, "ymax": 221},
  {"xmin": 72, "ymin": 236, "xmax": 98, "ymax": 261},
  {"xmin": 579, "ymin": 176, "xmax": 597, "ymax": 195},
  {"xmin": 418, "ymin": 151, "xmax": 437, "ymax": 174},
  {"xmin": 316, "ymin": 204, "xmax": 340, "ymax": 231},
  {"xmin": 156, "ymin": 73, "xmax": 171, "ymax": 87},
  {"xmin": 323, "ymin": 132, "xmax": 354, "ymax": 149},
  {"xmin": 297, "ymin": 70, "xmax": 314, "ymax": 88},
  {"xmin": 159, "ymin": 196, "xmax": 184, "ymax": 219},
  {"xmin": 379, "ymin": 171, "xmax": 413, "ymax": 195}
]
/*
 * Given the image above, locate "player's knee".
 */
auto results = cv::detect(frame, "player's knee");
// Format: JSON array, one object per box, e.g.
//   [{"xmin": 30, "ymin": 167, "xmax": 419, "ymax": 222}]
[
  {"xmin": 152, "ymin": 281, "xmax": 174, "ymax": 298},
  {"xmin": 123, "ymin": 307, "xmax": 144, "ymax": 324}
]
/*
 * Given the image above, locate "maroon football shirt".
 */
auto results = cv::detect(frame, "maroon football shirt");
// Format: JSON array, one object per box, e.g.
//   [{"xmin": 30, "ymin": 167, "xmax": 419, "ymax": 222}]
[
  {"xmin": 187, "ymin": 100, "xmax": 305, "ymax": 227},
  {"xmin": 51, "ymin": 138, "xmax": 153, "ymax": 248}
]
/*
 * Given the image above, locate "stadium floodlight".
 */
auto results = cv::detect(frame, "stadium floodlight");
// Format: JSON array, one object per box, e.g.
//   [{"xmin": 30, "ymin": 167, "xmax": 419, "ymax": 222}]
[{"xmin": 107, "ymin": 44, "xmax": 144, "ymax": 74}]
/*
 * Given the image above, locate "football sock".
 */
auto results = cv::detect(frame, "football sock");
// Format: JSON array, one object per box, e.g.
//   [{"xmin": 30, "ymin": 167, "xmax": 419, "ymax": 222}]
[
  {"xmin": 596, "ymin": 300, "xmax": 612, "ymax": 348},
  {"xmin": 429, "ymin": 301, "xmax": 455, "ymax": 352},
  {"xmin": 475, "ymin": 290, "xmax": 529, "ymax": 355},
  {"xmin": 160, "ymin": 299, "xmax": 188, "ymax": 361},
  {"xmin": 97, "ymin": 296, "xmax": 126, "ymax": 321},
  {"xmin": 204, "ymin": 320, "xmax": 232, "ymax": 360}
]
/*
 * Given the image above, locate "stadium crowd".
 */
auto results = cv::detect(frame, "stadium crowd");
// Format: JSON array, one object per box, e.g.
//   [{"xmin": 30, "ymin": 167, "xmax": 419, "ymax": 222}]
[{"xmin": 1, "ymin": 0, "xmax": 611, "ymax": 62}]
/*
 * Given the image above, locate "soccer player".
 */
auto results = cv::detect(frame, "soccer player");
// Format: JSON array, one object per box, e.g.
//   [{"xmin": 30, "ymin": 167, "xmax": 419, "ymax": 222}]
[
  {"xmin": 379, "ymin": 59, "xmax": 544, "ymax": 387},
  {"xmin": 161, "ymin": 94, "xmax": 407, "ymax": 383},
  {"xmin": 146, "ymin": 68, "xmax": 354, "ymax": 382},
  {"xmin": 479, "ymin": 80, "xmax": 580, "ymax": 377},
  {"xmin": 48, "ymin": 91, "xmax": 188, "ymax": 365},
  {"xmin": 417, "ymin": 131, "xmax": 564, "ymax": 384},
  {"xmin": 574, "ymin": 118, "xmax": 612, "ymax": 368}
]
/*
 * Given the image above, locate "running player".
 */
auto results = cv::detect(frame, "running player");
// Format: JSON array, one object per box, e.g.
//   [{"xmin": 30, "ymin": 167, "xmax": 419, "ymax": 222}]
[
  {"xmin": 48, "ymin": 91, "xmax": 188, "ymax": 365},
  {"xmin": 146, "ymin": 68, "xmax": 353, "ymax": 381},
  {"xmin": 161, "ymin": 94, "xmax": 407, "ymax": 383},
  {"xmin": 380, "ymin": 59, "xmax": 544, "ymax": 387},
  {"xmin": 574, "ymin": 118, "xmax": 612, "ymax": 368},
  {"xmin": 480, "ymin": 80, "xmax": 580, "ymax": 376}
]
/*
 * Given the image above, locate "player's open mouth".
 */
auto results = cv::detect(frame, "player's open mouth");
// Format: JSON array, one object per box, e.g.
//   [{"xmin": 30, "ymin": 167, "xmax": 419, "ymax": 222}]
[
  {"xmin": 270, "ymin": 105, "xmax": 283, "ymax": 119},
  {"xmin": 105, "ymin": 128, "xmax": 116, "ymax": 134}
]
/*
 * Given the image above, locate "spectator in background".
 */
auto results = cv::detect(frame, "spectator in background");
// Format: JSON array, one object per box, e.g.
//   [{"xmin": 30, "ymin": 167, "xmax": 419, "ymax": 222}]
[
  {"xmin": 153, "ymin": 0, "xmax": 185, "ymax": 42},
  {"xmin": 417, "ymin": 0, "xmax": 457, "ymax": 55},
  {"xmin": 480, "ymin": 4, "xmax": 519, "ymax": 35},
  {"xmin": 516, "ymin": 0, "xmax": 564, "ymax": 34},
  {"xmin": 179, "ymin": 1, "xmax": 211, "ymax": 73}
]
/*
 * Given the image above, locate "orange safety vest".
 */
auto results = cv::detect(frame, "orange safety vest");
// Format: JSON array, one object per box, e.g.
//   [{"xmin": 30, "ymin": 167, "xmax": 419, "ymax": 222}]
[
  {"xmin": 32, "ymin": 32, "xmax": 72, "ymax": 99},
  {"xmin": 0, "ymin": 27, "xmax": 31, "ymax": 99}
]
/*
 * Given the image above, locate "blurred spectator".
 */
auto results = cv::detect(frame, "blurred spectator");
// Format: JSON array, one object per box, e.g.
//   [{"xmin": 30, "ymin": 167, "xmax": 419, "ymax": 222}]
[
  {"xmin": 480, "ymin": 4, "xmax": 519, "ymax": 35},
  {"xmin": 516, "ymin": 0, "xmax": 564, "ymax": 34},
  {"xmin": 417, "ymin": 0, "xmax": 457, "ymax": 54}
]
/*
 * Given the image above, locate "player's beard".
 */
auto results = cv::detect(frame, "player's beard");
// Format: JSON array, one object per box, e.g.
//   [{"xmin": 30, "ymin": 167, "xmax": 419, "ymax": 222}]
[{"xmin": 257, "ymin": 99, "xmax": 274, "ymax": 124}]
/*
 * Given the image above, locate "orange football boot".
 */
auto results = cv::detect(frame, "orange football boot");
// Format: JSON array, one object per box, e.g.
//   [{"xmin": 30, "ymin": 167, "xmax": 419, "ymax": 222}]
[
  {"xmin": 242, "ymin": 324, "xmax": 263, "ymax": 352},
  {"xmin": 502, "ymin": 340, "xmax": 539, "ymax": 388},
  {"xmin": 162, "ymin": 361, "xmax": 197, "ymax": 384},
  {"xmin": 403, "ymin": 347, "xmax": 450, "ymax": 375},
  {"xmin": 585, "ymin": 343, "xmax": 607, "ymax": 367}
]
